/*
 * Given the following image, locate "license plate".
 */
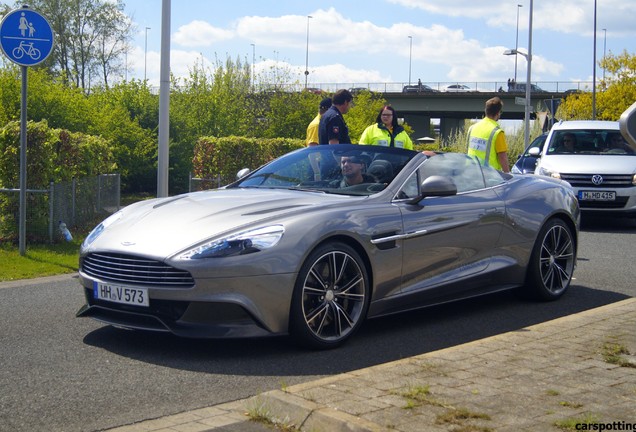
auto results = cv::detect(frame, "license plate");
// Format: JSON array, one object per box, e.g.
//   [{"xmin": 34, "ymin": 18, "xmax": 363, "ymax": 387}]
[
  {"xmin": 578, "ymin": 191, "xmax": 616, "ymax": 201},
  {"xmin": 93, "ymin": 281, "xmax": 149, "ymax": 307}
]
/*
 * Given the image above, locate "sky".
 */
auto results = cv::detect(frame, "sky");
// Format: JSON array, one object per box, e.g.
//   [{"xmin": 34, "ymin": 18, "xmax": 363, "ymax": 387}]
[{"xmin": 122, "ymin": 0, "xmax": 635, "ymax": 92}]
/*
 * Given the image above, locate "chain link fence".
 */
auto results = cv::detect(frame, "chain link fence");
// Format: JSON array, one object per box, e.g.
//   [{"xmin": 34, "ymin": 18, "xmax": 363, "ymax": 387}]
[
  {"xmin": 188, "ymin": 172, "xmax": 223, "ymax": 192},
  {"xmin": 0, "ymin": 174, "xmax": 120, "ymax": 244}
]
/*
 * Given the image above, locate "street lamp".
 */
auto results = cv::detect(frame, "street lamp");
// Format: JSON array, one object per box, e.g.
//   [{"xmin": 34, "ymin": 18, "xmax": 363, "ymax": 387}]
[
  {"xmin": 144, "ymin": 27, "xmax": 150, "ymax": 81},
  {"xmin": 592, "ymin": 0, "xmax": 597, "ymax": 119},
  {"xmin": 514, "ymin": 4, "xmax": 523, "ymax": 83},
  {"xmin": 304, "ymin": 15, "xmax": 312, "ymax": 89},
  {"xmin": 503, "ymin": 0, "xmax": 533, "ymax": 149},
  {"xmin": 408, "ymin": 36, "xmax": 412, "ymax": 86}
]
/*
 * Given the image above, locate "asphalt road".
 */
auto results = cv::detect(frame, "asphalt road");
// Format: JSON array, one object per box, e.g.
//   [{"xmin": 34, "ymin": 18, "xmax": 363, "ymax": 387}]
[{"xmin": 0, "ymin": 216, "xmax": 634, "ymax": 432}]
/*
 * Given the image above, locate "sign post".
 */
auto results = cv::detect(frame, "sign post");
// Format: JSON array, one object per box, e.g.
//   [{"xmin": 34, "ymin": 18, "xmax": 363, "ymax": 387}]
[{"xmin": 0, "ymin": 6, "xmax": 54, "ymax": 255}]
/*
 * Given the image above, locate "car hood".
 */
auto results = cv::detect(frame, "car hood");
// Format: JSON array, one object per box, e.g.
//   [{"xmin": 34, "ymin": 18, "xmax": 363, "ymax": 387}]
[
  {"xmin": 84, "ymin": 188, "xmax": 353, "ymax": 258},
  {"xmin": 539, "ymin": 154, "xmax": 636, "ymax": 174}
]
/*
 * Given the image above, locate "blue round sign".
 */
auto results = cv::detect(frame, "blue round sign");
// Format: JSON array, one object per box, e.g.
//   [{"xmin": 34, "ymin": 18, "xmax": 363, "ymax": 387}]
[{"xmin": 0, "ymin": 7, "xmax": 54, "ymax": 67}]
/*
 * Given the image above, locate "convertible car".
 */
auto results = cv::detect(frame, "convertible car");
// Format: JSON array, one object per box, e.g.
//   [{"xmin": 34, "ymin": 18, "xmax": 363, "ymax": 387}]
[{"xmin": 77, "ymin": 144, "xmax": 579, "ymax": 349}]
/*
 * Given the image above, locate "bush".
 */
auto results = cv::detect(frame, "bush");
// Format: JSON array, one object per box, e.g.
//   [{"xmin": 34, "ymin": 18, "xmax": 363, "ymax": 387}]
[
  {"xmin": 0, "ymin": 120, "xmax": 116, "ymax": 242},
  {"xmin": 192, "ymin": 136, "xmax": 304, "ymax": 186}
]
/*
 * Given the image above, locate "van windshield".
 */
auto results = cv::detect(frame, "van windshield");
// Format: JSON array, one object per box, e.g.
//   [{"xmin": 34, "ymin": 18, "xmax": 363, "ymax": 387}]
[{"xmin": 547, "ymin": 130, "xmax": 635, "ymax": 155}]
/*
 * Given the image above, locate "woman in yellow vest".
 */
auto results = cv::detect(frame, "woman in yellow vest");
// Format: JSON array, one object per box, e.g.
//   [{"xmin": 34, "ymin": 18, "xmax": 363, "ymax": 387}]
[
  {"xmin": 467, "ymin": 97, "xmax": 510, "ymax": 172},
  {"xmin": 358, "ymin": 106, "xmax": 414, "ymax": 149}
]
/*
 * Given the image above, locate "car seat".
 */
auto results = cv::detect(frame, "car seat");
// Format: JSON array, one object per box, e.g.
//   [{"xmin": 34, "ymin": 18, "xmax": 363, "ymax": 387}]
[{"xmin": 366, "ymin": 159, "xmax": 394, "ymax": 184}]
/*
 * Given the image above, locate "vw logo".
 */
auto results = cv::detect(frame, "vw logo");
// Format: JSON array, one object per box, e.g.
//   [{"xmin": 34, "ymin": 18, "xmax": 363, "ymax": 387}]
[{"xmin": 591, "ymin": 175, "xmax": 604, "ymax": 185}]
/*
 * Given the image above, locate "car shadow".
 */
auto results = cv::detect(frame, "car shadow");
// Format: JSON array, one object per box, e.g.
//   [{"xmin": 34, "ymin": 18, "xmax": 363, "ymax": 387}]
[
  {"xmin": 82, "ymin": 285, "xmax": 628, "ymax": 377},
  {"xmin": 580, "ymin": 214, "xmax": 636, "ymax": 232}
]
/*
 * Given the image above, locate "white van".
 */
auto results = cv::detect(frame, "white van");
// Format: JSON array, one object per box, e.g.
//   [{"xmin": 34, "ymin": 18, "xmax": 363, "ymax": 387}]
[{"xmin": 534, "ymin": 120, "xmax": 636, "ymax": 217}]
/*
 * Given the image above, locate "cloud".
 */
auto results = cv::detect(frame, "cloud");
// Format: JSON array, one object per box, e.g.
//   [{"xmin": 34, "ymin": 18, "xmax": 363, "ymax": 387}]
[
  {"xmin": 387, "ymin": 0, "xmax": 636, "ymax": 35},
  {"xmin": 173, "ymin": 20, "xmax": 233, "ymax": 47},
  {"xmin": 133, "ymin": 1, "xmax": 632, "ymax": 87}
]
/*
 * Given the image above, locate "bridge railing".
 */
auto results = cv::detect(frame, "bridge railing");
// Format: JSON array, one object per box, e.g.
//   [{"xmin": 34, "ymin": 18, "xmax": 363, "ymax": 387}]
[{"xmin": 254, "ymin": 81, "xmax": 594, "ymax": 94}]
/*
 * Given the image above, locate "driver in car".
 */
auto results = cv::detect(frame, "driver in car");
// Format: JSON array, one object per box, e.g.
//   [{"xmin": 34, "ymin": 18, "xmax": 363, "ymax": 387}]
[{"xmin": 329, "ymin": 155, "xmax": 375, "ymax": 188}]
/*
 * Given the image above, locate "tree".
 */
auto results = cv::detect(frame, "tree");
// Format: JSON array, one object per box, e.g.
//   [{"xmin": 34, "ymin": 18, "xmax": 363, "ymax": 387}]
[
  {"xmin": 93, "ymin": 3, "xmax": 133, "ymax": 88},
  {"xmin": 22, "ymin": 0, "xmax": 133, "ymax": 91},
  {"xmin": 558, "ymin": 50, "xmax": 636, "ymax": 121}
]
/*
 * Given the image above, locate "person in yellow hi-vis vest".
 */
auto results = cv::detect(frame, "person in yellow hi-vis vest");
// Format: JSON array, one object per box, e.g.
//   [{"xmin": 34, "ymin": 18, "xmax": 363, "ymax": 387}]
[
  {"xmin": 358, "ymin": 105, "xmax": 414, "ymax": 150},
  {"xmin": 467, "ymin": 97, "xmax": 510, "ymax": 173}
]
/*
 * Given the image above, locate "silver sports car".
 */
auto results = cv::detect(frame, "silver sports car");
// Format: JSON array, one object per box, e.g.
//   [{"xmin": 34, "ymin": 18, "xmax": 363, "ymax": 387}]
[{"xmin": 77, "ymin": 144, "xmax": 580, "ymax": 349}]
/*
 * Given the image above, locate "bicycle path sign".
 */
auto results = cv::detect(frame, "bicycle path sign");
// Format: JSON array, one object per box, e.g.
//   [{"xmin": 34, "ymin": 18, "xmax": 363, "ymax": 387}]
[{"xmin": 0, "ymin": 7, "xmax": 54, "ymax": 67}]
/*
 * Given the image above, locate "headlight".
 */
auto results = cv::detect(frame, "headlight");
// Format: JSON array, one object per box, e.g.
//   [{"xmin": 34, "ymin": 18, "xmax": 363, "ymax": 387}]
[
  {"xmin": 537, "ymin": 167, "xmax": 561, "ymax": 179},
  {"xmin": 82, "ymin": 210, "xmax": 123, "ymax": 248},
  {"xmin": 180, "ymin": 225, "xmax": 285, "ymax": 259},
  {"xmin": 632, "ymin": 174, "xmax": 636, "ymax": 186}
]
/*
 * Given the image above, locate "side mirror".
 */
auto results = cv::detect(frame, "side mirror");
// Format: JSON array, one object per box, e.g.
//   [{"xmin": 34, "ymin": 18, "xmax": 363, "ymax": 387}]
[
  {"xmin": 407, "ymin": 175, "xmax": 457, "ymax": 205},
  {"xmin": 236, "ymin": 168, "xmax": 251, "ymax": 180},
  {"xmin": 619, "ymin": 101, "xmax": 636, "ymax": 149},
  {"xmin": 528, "ymin": 147, "xmax": 541, "ymax": 157}
]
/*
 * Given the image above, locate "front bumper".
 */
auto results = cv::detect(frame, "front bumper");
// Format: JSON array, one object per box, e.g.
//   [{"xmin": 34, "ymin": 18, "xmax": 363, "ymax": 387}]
[
  {"xmin": 76, "ymin": 271, "xmax": 297, "ymax": 338},
  {"xmin": 572, "ymin": 186, "xmax": 636, "ymax": 216}
]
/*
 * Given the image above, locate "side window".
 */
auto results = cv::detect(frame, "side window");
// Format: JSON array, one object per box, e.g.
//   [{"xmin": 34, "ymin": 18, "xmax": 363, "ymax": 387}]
[
  {"xmin": 396, "ymin": 170, "xmax": 420, "ymax": 199},
  {"xmin": 395, "ymin": 154, "xmax": 489, "ymax": 198},
  {"xmin": 419, "ymin": 153, "xmax": 486, "ymax": 193},
  {"xmin": 451, "ymin": 155, "xmax": 487, "ymax": 192},
  {"xmin": 481, "ymin": 163, "xmax": 506, "ymax": 188}
]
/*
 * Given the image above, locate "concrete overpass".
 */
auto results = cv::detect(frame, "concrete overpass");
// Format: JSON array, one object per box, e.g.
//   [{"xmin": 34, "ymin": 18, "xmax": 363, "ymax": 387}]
[{"xmin": 382, "ymin": 91, "xmax": 565, "ymax": 141}]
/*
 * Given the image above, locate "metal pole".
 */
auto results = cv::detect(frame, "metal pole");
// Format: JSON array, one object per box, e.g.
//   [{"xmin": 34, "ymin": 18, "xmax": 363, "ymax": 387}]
[
  {"xmin": 72, "ymin": 177, "xmax": 76, "ymax": 225},
  {"xmin": 19, "ymin": 66, "xmax": 27, "ymax": 255},
  {"xmin": 49, "ymin": 181, "xmax": 54, "ymax": 244},
  {"xmin": 97, "ymin": 174, "xmax": 102, "ymax": 212},
  {"xmin": 144, "ymin": 27, "xmax": 150, "ymax": 81},
  {"xmin": 602, "ymin": 28, "xmax": 606, "ymax": 82},
  {"xmin": 408, "ymin": 36, "xmax": 412, "ymax": 86},
  {"xmin": 304, "ymin": 16, "xmax": 311, "ymax": 89},
  {"xmin": 157, "ymin": 0, "xmax": 170, "ymax": 197},
  {"xmin": 524, "ymin": 0, "xmax": 533, "ymax": 150},
  {"xmin": 592, "ymin": 0, "xmax": 597, "ymax": 119},
  {"xmin": 514, "ymin": 4, "xmax": 522, "ymax": 83}
]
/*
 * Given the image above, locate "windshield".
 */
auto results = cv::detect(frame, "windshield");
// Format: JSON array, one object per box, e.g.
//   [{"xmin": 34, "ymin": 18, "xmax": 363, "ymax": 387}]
[
  {"xmin": 547, "ymin": 129, "xmax": 635, "ymax": 155},
  {"xmin": 231, "ymin": 144, "xmax": 418, "ymax": 196}
]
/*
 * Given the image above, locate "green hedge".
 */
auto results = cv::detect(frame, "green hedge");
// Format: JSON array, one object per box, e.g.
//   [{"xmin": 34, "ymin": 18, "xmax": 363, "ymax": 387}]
[
  {"xmin": 192, "ymin": 136, "xmax": 305, "ymax": 186},
  {"xmin": 0, "ymin": 121, "xmax": 116, "ymax": 242}
]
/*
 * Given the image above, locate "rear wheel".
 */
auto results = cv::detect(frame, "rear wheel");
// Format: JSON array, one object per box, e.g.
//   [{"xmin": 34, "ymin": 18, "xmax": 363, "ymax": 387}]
[
  {"xmin": 290, "ymin": 242, "xmax": 370, "ymax": 349},
  {"xmin": 523, "ymin": 218, "xmax": 575, "ymax": 300}
]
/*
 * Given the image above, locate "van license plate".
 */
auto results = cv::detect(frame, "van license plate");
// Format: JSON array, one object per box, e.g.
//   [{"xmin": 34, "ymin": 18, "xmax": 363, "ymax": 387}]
[{"xmin": 579, "ymin": 191, "xmax": 616, "ymax": 201}]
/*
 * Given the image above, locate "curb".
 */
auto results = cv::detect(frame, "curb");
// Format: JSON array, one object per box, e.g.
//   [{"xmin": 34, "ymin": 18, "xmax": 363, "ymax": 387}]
[{"xmin": 247, "ymin": 390, "xmax": 386, "ymax": 432}]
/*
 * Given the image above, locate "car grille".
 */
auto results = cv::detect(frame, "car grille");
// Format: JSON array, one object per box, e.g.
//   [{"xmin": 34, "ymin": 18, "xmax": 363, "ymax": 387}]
[
  {"xmin": 578, "ymin": 197, "xmax": 629, "ymax": 209},
  {"xmin": 560, "ymin": 173, "xmax": 634, "ymax": 188},
  {"xmin": 560, "ymin": 173, "xmax": 634, "ymax": 210},
  {"xmin": 81, "ymin": 252, "xmax": 195, "ymax": 288}
]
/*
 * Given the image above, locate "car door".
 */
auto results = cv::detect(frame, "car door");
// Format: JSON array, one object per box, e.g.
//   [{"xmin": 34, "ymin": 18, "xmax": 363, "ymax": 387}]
[{"xmin": 395, "ymin": 154, "xmax": 505, "ymax": 299}]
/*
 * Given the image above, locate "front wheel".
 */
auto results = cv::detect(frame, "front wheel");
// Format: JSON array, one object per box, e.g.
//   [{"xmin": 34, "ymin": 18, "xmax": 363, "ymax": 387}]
[
  {"xmin": 523, "ymin": 218, "xmax": 576, "ymax": 301},
  {"xmin": 289, "ymin": 242, "xmax": 370, "ymax": 349}
]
